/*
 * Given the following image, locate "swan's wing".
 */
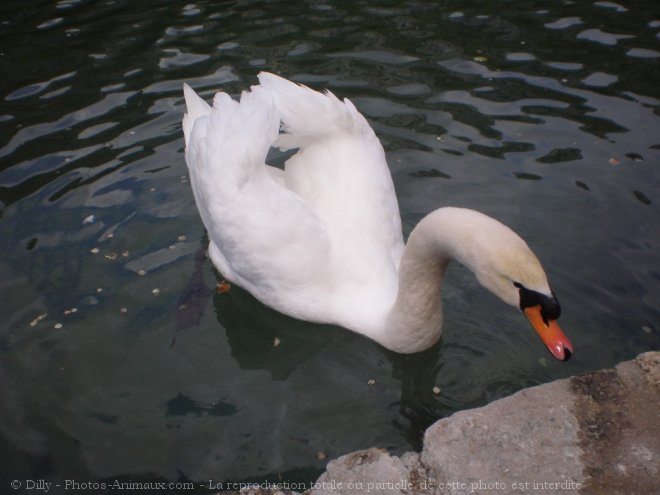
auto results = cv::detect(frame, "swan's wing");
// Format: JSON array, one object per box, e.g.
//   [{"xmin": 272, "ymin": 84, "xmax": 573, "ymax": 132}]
[
  {"xmin": 257, "ymin": 73, "xmax": 405, "ymax": 270},
  {"xmin": 182, "ymin": 83, "xmax": 211, "ymax": 147},
  {"xmin": 257, "ymin": 73, "xmax": 372, "ymax": 150},
  {"xmin": 183, "ymin": 84, "xmax": 332, "ymax": 318}
]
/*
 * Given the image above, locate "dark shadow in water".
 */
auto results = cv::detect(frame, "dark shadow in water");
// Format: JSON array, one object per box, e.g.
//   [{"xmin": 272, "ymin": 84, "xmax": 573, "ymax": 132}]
[
  {"xmin": 214, "ymin": 288, "xmax": 463, "ymax": 451},
  {"xmin": 213, "ymin": 283, "xmax": 346, "ymax": 381},
  {"xmin": 205, "ymin": 254, "xmax": 452, "ymax": 449},
  {"xmin": 383, "ymin": 345, "xmax": 446, "ymax": 451}
]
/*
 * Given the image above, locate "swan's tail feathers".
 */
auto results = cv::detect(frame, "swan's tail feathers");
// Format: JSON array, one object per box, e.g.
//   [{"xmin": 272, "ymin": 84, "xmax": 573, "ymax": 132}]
[
  {"xmin": 257, "ymin": 72, "xmax": 373, "ymax": 150},
  {"xmin": 182, "ymin": 83, "xmax": 212, "ymax": 147}
]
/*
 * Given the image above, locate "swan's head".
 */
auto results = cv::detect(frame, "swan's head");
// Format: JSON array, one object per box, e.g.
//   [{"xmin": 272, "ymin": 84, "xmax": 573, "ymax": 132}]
[
  {"xmin": 466, "ymin": 214, "xmax": 573, "ymax": 361},
  {"xmin": 430, "ymin": 208, "xmax": 573, "ymax": 361}
]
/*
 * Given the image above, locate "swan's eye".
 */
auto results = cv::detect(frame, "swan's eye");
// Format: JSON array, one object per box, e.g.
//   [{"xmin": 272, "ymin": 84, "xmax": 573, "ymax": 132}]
[{"xmin": 514, "ymin": 282, "xmax": 561, "ymax": 323}]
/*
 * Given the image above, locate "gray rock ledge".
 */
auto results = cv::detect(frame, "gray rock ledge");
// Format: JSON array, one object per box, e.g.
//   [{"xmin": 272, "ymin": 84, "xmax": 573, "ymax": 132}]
[{"xmin": 237, "ymin": 351, "xmax": 659, "ymax": 495}]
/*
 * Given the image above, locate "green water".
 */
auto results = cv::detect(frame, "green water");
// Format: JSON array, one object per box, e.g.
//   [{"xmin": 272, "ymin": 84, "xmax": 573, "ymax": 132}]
[{"xmin": 1, "ymin": 0, "xmax": 659, "ymax": 490}]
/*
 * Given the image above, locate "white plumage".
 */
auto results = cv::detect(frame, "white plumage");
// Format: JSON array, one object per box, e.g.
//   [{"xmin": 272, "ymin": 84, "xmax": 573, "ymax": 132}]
[{"xmin": 182, "ymin": 73, "xmax": 573, "ymax": 359}]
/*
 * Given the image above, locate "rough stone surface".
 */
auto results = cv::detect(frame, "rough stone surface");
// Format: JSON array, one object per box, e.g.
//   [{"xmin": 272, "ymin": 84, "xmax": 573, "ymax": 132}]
[
  {"xmin": 421, "ymin": 379, "xmax": 583, "ymax": 494},
  {"xmin": 312, "ymin": 448, "xmax": 421, "ymax": 494},
  {"xmin": 235, "ymin": 352, "xmax": 659, "ymax": 495},
  {"xmin": 570, "ymin": 354, "xmax": 660, "ymax": 495}
]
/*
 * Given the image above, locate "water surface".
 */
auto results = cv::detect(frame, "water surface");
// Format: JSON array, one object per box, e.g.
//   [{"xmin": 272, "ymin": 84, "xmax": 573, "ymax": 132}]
[{"xmin": 1, "ymin": 0, "xmax": 659, "ymax": 489}]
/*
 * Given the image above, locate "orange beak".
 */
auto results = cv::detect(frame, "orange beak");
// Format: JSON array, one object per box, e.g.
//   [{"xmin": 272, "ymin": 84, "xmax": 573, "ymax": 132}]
[{"xmin": 524, "ymin": 305, "xmax": 573, "ymax": 361}]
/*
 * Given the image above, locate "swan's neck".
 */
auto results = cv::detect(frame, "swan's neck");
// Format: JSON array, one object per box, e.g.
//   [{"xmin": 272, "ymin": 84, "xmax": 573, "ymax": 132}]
[{"xmin": 379, "ymin": 208, "xmax": 494, "ymax": 354}]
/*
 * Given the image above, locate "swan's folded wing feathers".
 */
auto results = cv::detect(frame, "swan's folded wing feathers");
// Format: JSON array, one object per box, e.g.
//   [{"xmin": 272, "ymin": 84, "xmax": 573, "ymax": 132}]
[
  {"xmin": 197, "ymin": 87, "xmax": 279, "ymax": 191},
  {"xmin": 212, "ymin": 91, "xmax": 237, "ymax": 111},
  {"xmin": 257, "ymin": 72, "xmax": 373, "ymax": 150},
  {"xmin": 182, "ymin": 83, "xmax": 211, "ymax": 147},
  {"xmin": 183, "ymin": 84, "xmax": 333, "ymax": 314},
  {"xmin": 256, "ymin": 72, "xmax": 404, "ymax": 267}
]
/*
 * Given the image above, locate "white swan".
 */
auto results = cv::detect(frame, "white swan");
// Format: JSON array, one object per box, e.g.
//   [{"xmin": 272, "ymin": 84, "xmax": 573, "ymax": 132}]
[{"xmin": 182, "ymin": 73, "xmax": 573, "ymax": 360}]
